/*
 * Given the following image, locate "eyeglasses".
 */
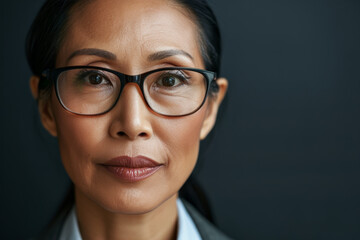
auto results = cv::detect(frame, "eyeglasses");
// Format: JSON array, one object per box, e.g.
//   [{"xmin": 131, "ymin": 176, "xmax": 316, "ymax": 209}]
[{"xmin": 42, "ymin": 66, "xmax": 217, "ymax": 117}]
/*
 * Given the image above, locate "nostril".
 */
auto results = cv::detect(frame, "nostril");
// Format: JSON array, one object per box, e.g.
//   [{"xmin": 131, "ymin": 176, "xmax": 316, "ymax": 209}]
[
  {"xmin": 117, "ymin": 131, "xmax": 126, "ymax": 136},
  {"xmin": 116, "ymin": 131, "xmax": 148, "ymax": 138}
]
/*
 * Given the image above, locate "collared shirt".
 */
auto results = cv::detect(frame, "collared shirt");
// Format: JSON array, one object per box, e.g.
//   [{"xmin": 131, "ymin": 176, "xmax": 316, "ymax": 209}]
[{"xmin": 59, "ymin": 199, "xmax": 202, "ymax": 240}]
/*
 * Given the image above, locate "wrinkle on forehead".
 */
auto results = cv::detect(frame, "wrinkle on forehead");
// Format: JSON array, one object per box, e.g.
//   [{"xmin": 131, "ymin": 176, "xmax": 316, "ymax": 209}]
[{"xmin": 56, "ymin": 0, "xmax": 203, "ymax": 69}]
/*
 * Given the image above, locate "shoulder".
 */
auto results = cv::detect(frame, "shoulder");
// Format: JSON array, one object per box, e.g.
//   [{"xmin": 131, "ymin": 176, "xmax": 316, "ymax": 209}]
[
  {"xmin": 33, "ymin": 200, "xmax": 234, "ymax": 240},
  {"xmin": 181, "ymin": 199, "xmax": 234, "ymax": 240}
]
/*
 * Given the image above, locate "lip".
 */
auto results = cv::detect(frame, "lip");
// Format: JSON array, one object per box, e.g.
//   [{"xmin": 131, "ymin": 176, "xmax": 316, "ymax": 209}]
[{"xmin": 102, "ymin": 155, "xmax": 163, "ymax": 182}]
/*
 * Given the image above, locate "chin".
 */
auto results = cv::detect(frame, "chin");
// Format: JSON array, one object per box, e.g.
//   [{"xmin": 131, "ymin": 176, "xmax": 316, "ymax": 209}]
[{"xmin": 83, "ymin": 186, "xmax": 177, "ymax": 215}]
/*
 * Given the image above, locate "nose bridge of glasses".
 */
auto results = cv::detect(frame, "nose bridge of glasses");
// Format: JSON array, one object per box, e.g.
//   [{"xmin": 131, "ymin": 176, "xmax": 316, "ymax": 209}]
[
  {"xmin": 122, "ymin": 73, "xmax": 142, "ymax": 85},
  {"xmin": 119, "ymin": 73, "xmax": 145, "ymax": 99},
  {"xmin": 113, "ymin": 72, "xmax": 146, "ymax": 108}
]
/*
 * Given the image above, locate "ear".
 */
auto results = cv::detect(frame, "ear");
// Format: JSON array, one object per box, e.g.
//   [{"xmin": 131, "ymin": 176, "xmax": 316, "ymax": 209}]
[
  {"xmin": 30, "ymin": 76, "xmax": 58, "ymax": 137},
  {"xmin": 29, "ymin": 75, "xmax": 39, "ymax": 99},
  {"xmin": 200, "ymin": 77, "xmax": 228, "ymax": 140}
]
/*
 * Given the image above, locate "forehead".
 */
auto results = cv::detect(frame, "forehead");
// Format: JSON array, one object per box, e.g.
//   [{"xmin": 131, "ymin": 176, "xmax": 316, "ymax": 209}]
[{"xmin": 57, "ymin": 0, "xmax": 203, "ymax": 68}]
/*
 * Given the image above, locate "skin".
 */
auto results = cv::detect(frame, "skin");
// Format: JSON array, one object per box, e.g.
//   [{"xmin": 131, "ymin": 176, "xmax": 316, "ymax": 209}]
[{"xmin": 30, "ymin": 0, "xmax": 227, "ymax": 239}]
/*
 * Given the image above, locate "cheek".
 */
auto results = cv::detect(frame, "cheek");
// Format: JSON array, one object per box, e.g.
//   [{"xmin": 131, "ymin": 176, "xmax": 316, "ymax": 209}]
[
  {"xmin": 52, "ymin": 98, "xmax": 109, "ymax": 187},
  {"xmin": 155, "ymin": 107, "xmax": 207, "ymax": 175}
]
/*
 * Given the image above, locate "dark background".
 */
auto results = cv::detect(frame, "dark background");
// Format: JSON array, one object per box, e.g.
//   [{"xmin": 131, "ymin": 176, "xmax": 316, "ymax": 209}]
[{"xmin": 1, "ymin": 0, "xmax": 359, "ymax": 239}]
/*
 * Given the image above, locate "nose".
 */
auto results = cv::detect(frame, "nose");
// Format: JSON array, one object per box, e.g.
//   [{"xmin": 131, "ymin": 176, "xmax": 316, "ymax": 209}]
[{"xmin": 108, "ymin": 83, "xmax": 153, "ymax": 140}]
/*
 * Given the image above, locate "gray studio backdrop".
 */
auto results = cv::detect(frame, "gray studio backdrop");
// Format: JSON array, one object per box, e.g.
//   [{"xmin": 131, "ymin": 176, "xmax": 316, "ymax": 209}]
[{"xmin": 1, "ymin": 0, "xmax": 359, "ymax": 239}]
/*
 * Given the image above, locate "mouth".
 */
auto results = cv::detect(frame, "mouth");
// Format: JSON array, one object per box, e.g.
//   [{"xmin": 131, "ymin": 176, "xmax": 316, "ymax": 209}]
[{"xmin": 101, "ymin": 155, "xmax": 163, "ymax": 182}]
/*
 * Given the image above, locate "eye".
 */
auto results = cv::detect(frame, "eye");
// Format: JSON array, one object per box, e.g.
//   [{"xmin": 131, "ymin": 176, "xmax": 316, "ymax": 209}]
[
  {"xmin": 75, "ymin": 70, "xmax": 113, "ymax": 87},
  {"xmin": 88, "ymin": 73, "xmax": 105, "ymax": 85},
  {"xmin": 159, "ymin": 75, "xmax": 179, "ymax": 87},
  {"xmin": 155, "ymin": 71, "xmax": 189, "ymax": 88},
  {"xmin": 84, "ymin": 72, "xmax": 110, "ymax": 86}
]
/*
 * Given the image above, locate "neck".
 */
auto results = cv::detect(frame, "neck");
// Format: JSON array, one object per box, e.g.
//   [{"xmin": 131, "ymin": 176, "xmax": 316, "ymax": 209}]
[{"xmin": 75, "ymin": 188, "xmax": 178, "ymax": 240}]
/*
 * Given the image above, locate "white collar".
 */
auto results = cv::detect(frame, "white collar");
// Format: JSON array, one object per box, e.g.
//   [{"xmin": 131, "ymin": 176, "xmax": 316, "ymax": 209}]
[{"xmin": 59, "ymin": 199, "xmax": 202, "ymax": 240}]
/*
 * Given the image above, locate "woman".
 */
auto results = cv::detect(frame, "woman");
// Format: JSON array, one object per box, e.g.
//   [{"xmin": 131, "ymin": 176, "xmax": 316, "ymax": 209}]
[{"xmin": 27, "ymin": 0, "xmax": 229, "ymax": 239}]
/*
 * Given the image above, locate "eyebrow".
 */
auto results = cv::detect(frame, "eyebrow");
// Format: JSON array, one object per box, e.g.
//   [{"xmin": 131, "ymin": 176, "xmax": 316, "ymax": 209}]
[
  {"xmin": 147, "ymin": 49, "xmax": 194, "ymax": 62},
  {"xmin": 67, "ymin": 48, "xmax": 117, "ymax": 62},
  {"xmin": 66, "ymin": 48, "xmax": 193, "ymax": 63}
]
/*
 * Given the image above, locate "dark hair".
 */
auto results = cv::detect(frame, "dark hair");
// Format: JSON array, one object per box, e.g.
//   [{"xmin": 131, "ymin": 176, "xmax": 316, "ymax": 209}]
[
  {"xmin": 26, "ymin": 0, "xmax": 222, "ymax": 231},
  {"xmin": 26, "ymin": 0, "xmax": 221, "ymax": 99},
  {"xmin": 175, "ymin": 0, "xmax": 221, "ymax": 73}
]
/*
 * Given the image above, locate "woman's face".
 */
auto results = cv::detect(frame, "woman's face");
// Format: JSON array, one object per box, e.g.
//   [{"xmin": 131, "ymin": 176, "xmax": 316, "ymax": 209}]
[{"xmin": 37, "ymin": 0, "xmax": 226, "ymax": 214}]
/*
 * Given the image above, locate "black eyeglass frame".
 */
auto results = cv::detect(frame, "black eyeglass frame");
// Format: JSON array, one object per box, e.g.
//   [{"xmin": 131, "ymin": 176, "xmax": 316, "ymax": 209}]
[{"xmin": 42, "ymin": 66, "xmax": 218, "ymax": 117}]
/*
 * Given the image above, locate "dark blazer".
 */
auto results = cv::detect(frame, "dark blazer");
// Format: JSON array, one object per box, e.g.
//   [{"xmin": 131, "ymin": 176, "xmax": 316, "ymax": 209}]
[
  {"xmin": 182, "ymin": 200, "xmax": 233, "ymax": 240},
  {"xmin": 35, "ymin": 200, "xmax": 233, "ymax": 240}
]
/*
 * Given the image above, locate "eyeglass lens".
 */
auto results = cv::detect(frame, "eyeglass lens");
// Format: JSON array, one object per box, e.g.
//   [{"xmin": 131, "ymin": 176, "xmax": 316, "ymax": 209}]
[{"xmin": 56, "ymin": 68, "xmax": 208, "ymax": 116}]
